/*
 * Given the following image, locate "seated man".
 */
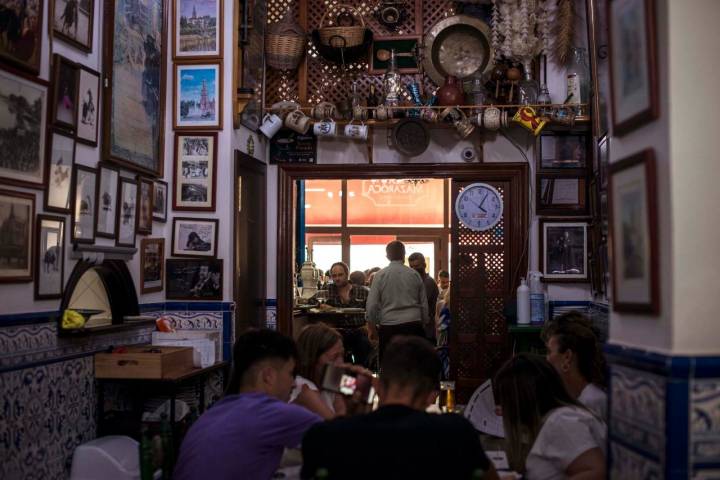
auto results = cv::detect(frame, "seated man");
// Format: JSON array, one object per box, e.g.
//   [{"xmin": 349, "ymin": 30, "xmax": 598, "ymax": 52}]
[
  {"xmin": 174, "ymin": 330, "xmax": 322, "ymax": 480},
  {"xmin": 301, "ymin": 336, "xmax": 499, "ymax": 480},
  {"xmin": 311, "ymin": 262, "xmax": 368, "ymax": 309}
]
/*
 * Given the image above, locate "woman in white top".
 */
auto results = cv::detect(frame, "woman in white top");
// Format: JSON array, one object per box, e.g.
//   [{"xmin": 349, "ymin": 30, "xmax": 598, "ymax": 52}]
[
  {"xmin": 542, "ymin": 312, "xmax": 608, "ymax": 423},
  {"xmin": 494, "ymin": 354, "xmax": 607, "ymax": 480}
]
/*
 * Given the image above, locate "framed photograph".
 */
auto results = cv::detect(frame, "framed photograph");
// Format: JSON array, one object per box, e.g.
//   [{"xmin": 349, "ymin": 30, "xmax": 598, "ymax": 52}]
[
  {"xmin": 166, "ymin": 258, "xmax": 222, "ymax": 300},
  {"xmin": 538, "ymin": 134, "xmax": 589, "ymax": 170},
  {"xmin": 609, "ymin": 149, "xmax": 659, "ymax": 313},
  {"xmin": 171, "ymin": 217, "xmax": 218, "ymax": 258},
  {"xmin": 95, "ymin": 164, "xmax": 119, "ymax": 238},
  {"xmin": 0, "ymin": 0, "xmax": 43, "ymax": 73},
  {"xmin": 51, "ymin": 54, "xmax": 79, "ymax": 131},
  {"xmin": 44, "ymin": 129, "xmax": 75, "ymax": 213},
  {"xmin": 137, "ymin": 177, "xmax": 154, "ymax": 234},
  {"xmin": 540, "ymin": 219, "xmax": 589, "ymax": 282},
  {"xmin": 75, "ymin": 65, "xmax": 100, "ymax": 146},
  {"xmin": 588, "ymin": 0, "xmax": 610, "ymax": 138},
  {"xmin": 0, "ymin": 69, "xmax": 48, "ymax": 188},
  {"xmin": 140, "ymin": 238, "xmax": 164, "ymax": 293},
  {"xmin": 71, "ymin": 164, "xmax": 97, "ymax": 243},
  {"xmin": 174, "ymin": 61, "xmax": 222, "ymax": 130},
  {"xmin": 608, "ymin": 0, "xmax": 659, "ymax": 136},
  {"xmin": 52, "ymin": 0, "xmax": 94, "ymax": 52},
  {"xmin": 173, "ymin": 132, "xmax": 217, "ymax": 211},
  {"xmin": 102, "ymin": 0, "xmax": 167, "ymax": 176},
  {"xmin": 0, "ymin": 189, "xmax": 34, "ymax": 282},
  {"xmin": 116, "ymin": 177, "xmax": 138, "ymax": 248},
  {"xmin": 173, "ymin": 0, "xmax": 222, "ymax": 59},
  {"xmin": 537, "ymin": 174, "xmax": 588, "ymax": 215},
  {"xmin": 152, "ymin": 179, "xmax": 168, "ymax": 222},
  {"xmin": 35, "ymin": 214, "xmax": 65, "ymax": 299}
]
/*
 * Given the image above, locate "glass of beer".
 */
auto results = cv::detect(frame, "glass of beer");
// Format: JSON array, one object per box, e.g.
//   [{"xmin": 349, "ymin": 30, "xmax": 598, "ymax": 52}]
[{"xmin": 439, "ymin": 380, "xmax": 456, "ymax": 413}]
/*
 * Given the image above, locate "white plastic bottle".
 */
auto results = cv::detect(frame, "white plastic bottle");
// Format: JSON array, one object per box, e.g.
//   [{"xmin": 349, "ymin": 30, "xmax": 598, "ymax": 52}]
[
  {"xmin": 516, "ymin": 277, "xmax": 530, "ymax": 325},
  {"xmin": 528, "ymin": 271, "xmax": 546, "ymax": 325}
]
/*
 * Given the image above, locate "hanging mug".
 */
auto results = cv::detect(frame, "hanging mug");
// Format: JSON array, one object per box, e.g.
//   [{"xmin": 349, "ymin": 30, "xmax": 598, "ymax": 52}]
[
  {"xmin": 483, "ymin": 107, "xmax": 501, "ymax": 131},
  {"xmin": 375, "ymin": 105, "xmax": 391, "ymax": 121},
  {"xmin": 311, "ymin": 101, "xmax": 337, "ymax": 121},
  {"xmin": 344, "ymin": 122, "xmax": 368, "ymax": 140},
  {"xmin": 471, "ymin": 112, "xmax": 483, "ymax": 127},
  {"xmin": 284, "ymin": 109, "xmax": 311, "ymax": 134},
  {"xmin": 313, "ymin": 119, "xmax": 337, "ymax": 137},
  {"xmin": 260, "ymin": 113, "xmax": 283, "ymax": 138},
  {"xmin": 353, "ymin": 105, "xmax": 368, "ymax": 121},
  {"xmin": 455, "ymin": 118, "xmax": 475, "ymax": 139},
  {"xmin": 420, "ymin": 108, "xmax": 438, "ymax": 123}
]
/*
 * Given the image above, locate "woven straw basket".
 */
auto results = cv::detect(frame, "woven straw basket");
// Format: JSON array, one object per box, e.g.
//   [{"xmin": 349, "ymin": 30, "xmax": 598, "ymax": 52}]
[
  {"xmin": 318, "ymin": 4, "xmax": 365, "ymax": 48},
  {"xmin": 265, "ymin": 13, "xmax": 306, "ymax": 71}
]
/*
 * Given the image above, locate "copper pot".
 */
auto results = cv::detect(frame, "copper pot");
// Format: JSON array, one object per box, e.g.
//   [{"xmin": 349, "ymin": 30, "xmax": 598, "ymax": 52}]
[{"xmin": 437, "ymin": 75, "xmax": 465, "ymax": 106}]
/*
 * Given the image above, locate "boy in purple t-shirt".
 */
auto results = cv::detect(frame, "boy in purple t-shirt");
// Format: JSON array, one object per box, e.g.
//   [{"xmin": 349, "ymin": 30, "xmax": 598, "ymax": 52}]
[{"xmin": 174, "ymin": 330, "xmax": 322, "ymax": 480}]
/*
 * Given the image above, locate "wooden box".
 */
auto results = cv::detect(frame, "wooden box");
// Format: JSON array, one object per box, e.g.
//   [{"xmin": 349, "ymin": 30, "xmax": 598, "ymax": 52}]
[{"xmin": 95, "ymin": 346, "xmax": 194, "ymax": 379}]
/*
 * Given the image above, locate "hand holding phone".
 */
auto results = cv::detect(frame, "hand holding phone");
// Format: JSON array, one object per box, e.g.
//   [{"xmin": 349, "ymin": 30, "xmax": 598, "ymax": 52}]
[{"xmin": 320, "ymin": 363, "xmax": 376, "ymax": 405}]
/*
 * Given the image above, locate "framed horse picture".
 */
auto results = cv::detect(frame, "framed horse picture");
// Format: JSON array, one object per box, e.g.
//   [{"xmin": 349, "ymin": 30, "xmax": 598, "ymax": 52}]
[
  {"xmin": 35, "ymin": 214, "xmax": 65, "ymax": 299},
  {"xmin": 52, "ymin": 0, "xmax": 95, "ymax": 52}
]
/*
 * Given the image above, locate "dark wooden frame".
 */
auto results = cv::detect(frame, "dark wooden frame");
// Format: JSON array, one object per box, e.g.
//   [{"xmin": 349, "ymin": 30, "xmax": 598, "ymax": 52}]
[
  {"xmin": 539, "ymin": 218, "xmax": 590, "ymax": 283},
  {"xmin": 536, "ymin": 173, "xmax": 588, "ymax": 215},
  {"xmin": 51, "ymin": 0, "xmax": 95, "ymax": 52},
  {"xmin": 166, "ymin": 258, "xmax": 223, "ymax": 300},
  {"xmin": 140, "ymin": 238, "xmax": 165, "ymax": 293},
  {"xmin": 152, "ymin": 179, "xmax": 168, "ymax": 222},
  {"xmin": 609, "ymin": 149, "xmax": 659, "ymax": 314},
  {"xmin": 171, "ymin": 217, "xmax": 219, "ymax": 258},
  {"xmin": 94, "ymin": 163, "xmax": 120, "ymax": 239},
  {"xmin": 607, "ymin": 0, "xmax": 659, "ymax": 136},
  {"xmin": 368, "ymin": 35, "xmax": 422, "ymax": 74},
  {"xmin": 102, "ymin": 0, "xmax": 167, "ymax": 177},
  {"xmin": 44, "ymin": 128, "xmax": 76, "ymax": 213},
  {"xmin": 50, "ymin": 54, "xmax": 80, "ymax": 132},
  {"xmin": 173, "ymin": 131, "xmax": 218, "ymax": 211},
  {"xmin": 75, "ymin": 65, "xmax": 101, "ymax": 146},
  {"xmin": 536, "ymin": 132, "xmax": 591, "ymax": 172},
  {"xmin": 172, "ymin": 0, "xmax": 224, "ymax": 59},
  {"xmin": 0, "ymin": 0, "xmax": 43, "ymax": 74},
  {"xmin": 70, "ymin": 164, "xmax": 97, "ymax": 244},
  {"xmin": 34, "ymin": 214, "xmax": 65, "ymax": 299},
  {"xmin": 137, "ymin": 177, "xmax": 155, "ymax": 235},
  {"xmin": 0, "ymin": 188, "xmax": 35, "ymax": 283},
  {"xmin": 116, "ymin": 177, "xmax": 139, "ymax": 248},
  {"xmin": 173, "ymin": 60, "xmax": 223, "ymax": 131}
]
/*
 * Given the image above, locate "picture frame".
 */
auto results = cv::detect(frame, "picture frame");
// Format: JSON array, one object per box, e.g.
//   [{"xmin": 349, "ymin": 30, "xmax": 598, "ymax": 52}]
[
  {"xmin": 43, "ymin": 129, "xmax": 75, "ymax": 213},
  {"xmin": 0, "ymin": 0, "xmax": 43, "ymax": 74},
  {"xmin": 137, "ymin": 177, "xmax": 154, "ymax": 234},
  {"xmin": 116, "ymin": 177, "xmax": 139, "ymax": 248},
  {"xmin": 539, "ymin": 219, "xmax": 589, "ymax": 283},
  {"xmin": 171, "ymin": 217, "xmax": 218, "ymax": 258},
  {"xmin": 0, "ymin": 68, "xmax": 48, "ymax": 189},
  {"xmin": 536, "ymin": 174, "xmax": 588, "ymax": 215},
  {"xmin": 75, "ymin": 65, "xmax": 101, "ymax": 146},
  {"xmin": 587, "ymin": 0, "xmax": 610, "ymax": 138},
  {"xmin": 173, "ymin": 0, "xmax": 223, "ymax": 59},
  {"xmin": 239, "ymin": 0, "xmax": 265, "ymax": 132},
  {"xmin": 609, "ymin": 149, "xmax": 659, "ymax": 313},
  {"xmin": 166, "ymin": 258, "xmax": 223, "ymax": 300},
  {"xmin": 35, "ymin": 214, "xmax": 65, "ymax": 299},
  {"xmin": 152, "ymin": 179, "xmax": 168, "ymax": 222},
  {"xmin": 51, "ymin": 54, "xmax": 80, "ymax": 131},
  {"xmin": 369, "ymin": 36, "xmax": 421, "ymax": 74},
  {"xmin": 51, "ymin": 0, "xmax": 95, "ymax": 52},
  {"xmin": 608, "ymin": 0, "xmax": 659, "ymax": 136},
  {"xmin": 140, "ymin": 238, "xmax": 164, "ymax": 293},
  {"xmin": 95, "ymin": 163, "xmax": 120, "ymax": 238},
  {"xmin": 71, "ymin": 164, "xmax": 97, "ymax": 243},
  {"xmin": 173, "ymin": 132, "xmax": 217, "ymax": 211},
  {"xmin": 174, "ymin": 61, "xmax": 223, "ymax": 130},
  {"xmin": 537, "ymin": 133, "xmax": 589, "ymax": 171},
  {"xmin": 0, "ymin": 189, "xmax": 35, "ymax": 282},
  {"xmin": 102, "ymin": 0, "xmax": 167, "ymax": 176}
]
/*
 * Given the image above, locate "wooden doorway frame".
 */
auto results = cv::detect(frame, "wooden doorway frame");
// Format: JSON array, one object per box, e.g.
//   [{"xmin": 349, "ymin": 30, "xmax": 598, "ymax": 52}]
[{"xmin": 276, "ymin": 163, "xmax": 529, "ymax": 336}]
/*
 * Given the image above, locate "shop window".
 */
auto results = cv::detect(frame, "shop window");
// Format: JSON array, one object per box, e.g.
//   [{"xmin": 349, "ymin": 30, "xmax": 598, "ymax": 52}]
[{"xmin": 346, "ymin": 179, "xmax": 445, "ymax": 227}]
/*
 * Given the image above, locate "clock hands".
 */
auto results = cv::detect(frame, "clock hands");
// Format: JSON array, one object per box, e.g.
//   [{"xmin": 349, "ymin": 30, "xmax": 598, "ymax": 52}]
[{"xmin": 478, "ymin": 193, "xmax": 488, "ymax": 212}]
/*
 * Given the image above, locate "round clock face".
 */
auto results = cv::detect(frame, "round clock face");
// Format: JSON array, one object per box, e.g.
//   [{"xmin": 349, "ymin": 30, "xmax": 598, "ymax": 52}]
[{"xmin": 455, "ymin": 183, "xmax": 503, "ymax": 231}]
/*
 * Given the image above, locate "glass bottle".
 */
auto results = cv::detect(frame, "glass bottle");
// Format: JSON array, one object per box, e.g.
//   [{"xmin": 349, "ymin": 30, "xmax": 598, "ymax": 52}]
[
  {"xmin": 469, "ymin": 75, "xmax": 486, "ymax": 113},
  {"xmin": 383, "ymin": 49, "xmax": 401, "ymax": 107},
  {"xmin": 350, "ymin": 81, "xmax": 362, "ymax": 109},
  {"xmin": 566, "ymin": 47, "xmax": 589, "ymax": 116},
  {"xmin": 518, "ymin": 62, "xmax": 538, "ymax": 105},
  {"xmin": 366, "ymin": 85, "xmax": 378, "ymax": 119},
  {"xmin": 537, "ymin": 84, "xmax": 552, "ymax": 115}
]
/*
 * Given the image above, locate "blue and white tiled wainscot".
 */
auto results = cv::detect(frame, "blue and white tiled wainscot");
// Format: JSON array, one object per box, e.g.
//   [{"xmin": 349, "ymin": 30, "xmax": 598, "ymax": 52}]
[{"xmin": 606, "ymin": 344, "xmax": 720, "ymax": 479}]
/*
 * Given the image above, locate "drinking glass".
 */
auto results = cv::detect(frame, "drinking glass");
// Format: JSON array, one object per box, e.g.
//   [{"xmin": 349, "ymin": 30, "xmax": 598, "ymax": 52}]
[
  {"xmin": 316, "ymin": 290, "xmax": 328, "ymax": 306},
  {"xmin": 439, "ymin": 380, "xmax": 456, "ymax": 413}
]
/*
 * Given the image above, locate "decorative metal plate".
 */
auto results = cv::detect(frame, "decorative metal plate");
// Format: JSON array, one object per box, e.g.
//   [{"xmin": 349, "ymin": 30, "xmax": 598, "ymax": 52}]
[{"xmin": 391, "ymin": 118, "xmax": 430, "ymax": 157}]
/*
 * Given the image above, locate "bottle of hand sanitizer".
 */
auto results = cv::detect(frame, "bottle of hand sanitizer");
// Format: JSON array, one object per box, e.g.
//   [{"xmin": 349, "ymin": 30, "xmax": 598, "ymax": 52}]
[
  {"xmin": 517, "ymin": 278, "xmax": 530, "ymax": 325},
  {"xmin": 528, "ymin": 271, "xmax": 546, "ymax": 324}
]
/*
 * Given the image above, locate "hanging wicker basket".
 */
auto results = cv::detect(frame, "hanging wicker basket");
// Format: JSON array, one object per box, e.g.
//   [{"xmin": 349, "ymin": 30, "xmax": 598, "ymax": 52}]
[
  {"xmin": 317, "ymin": 4, "xmax": 366, "ymax": 49},
  {"xmin": 265, "ymin": 12, "xmax": 306, "ymax": 71}
]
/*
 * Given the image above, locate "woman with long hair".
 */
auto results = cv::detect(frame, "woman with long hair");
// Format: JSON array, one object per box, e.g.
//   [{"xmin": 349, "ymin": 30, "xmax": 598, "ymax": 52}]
[{"xmin": 494, "ymin": 354, "xmax": 606, "ymax": 479}]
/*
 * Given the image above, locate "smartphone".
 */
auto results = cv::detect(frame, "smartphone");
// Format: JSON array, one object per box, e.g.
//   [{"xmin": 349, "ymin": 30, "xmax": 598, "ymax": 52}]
[{"xmin": 320, "ymin": 364, "xmax": 375, "ymax": 404}]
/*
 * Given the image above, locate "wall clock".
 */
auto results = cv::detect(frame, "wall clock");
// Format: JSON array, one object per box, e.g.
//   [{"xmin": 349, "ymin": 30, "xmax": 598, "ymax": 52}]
[{"xmin": 455, "ymin": 182, "xmax": 503, "ymax": 231}]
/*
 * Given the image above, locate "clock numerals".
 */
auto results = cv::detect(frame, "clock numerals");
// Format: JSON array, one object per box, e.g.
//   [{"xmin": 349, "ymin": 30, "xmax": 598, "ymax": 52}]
[{"xmin": 455, "ymin": 183, "xmax": 503, "ymax": 232}]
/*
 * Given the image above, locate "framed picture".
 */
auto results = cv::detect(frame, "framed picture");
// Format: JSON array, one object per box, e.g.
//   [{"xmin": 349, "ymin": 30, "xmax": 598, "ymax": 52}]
[
  {"xmin": 537, "ymin": 134, "xmax": 589, "ymax": 170},
  {"xmin": 44, "ymin": 129, "xmax": 75, "ymax": 213},
  {"xmin": 102, "ymin": 0, "xmax": 167, "ymax": 176},
  {"xmin": 0, "ymin": 189, "xmax": 35, "ymax": 282},
  {"xmin": 0, "ymin": 0, "xmax": 43, "ymax": 73},
  {"xmin": 588, "ymin": 0, "xmax": 610, "ymax": 138},
  {"xmin": 140, "ymin": 238, "xmax": 164, "ymax": 293},
  {"xmin": 0, "ymin": 69, "xmax": 48, "ymax": 188},
  {"xmin": 608, "ymin": 0, "xmax": 658, "ymax": 136},
  {"xmin": 95, "ymin": 164, "xmax": 119, "ymax": 238},
  {"xmin": 173, "ymin": 132, "xmax": 217, "ymax": 211},
  {"xmin": 71, "ymin": 164, "xmax": 97, "ymax": 243},
  {"xmin": 35, "ymin": 214, "xmax": 65, "ymax": 299},
  {"xmin": 239, "ymin": 0, "xmax": 265, "ymax": 131},
  {"xmin": 51, "ymin": 54, "xmax": 79, "ymax": 131},
  {"xmin": 116, "ymin": 177, "xmax": 138, "ymax": 247},
  {"xmin": 152, "ymin": 179, "xmax": 168, "ymax": 222},
  {"xmin": 75, "ymin": 65, "xmax": 100, "ymax": 146},
  {"xmin": 52, "ymin": 0, "xmax": 94, "ymax": 52},
  {"xmin": 174, "ymin": 61, "xmax": 222, "ymax": 130},
  {"xmin": 539, "ymin": 219, "xmax": 589, "ymax": 282},
  {"xmin": 173, "ymin": 0, "xmax": 222, "ymax": 59},
  {"xmin": 137, "ymin": 177, "xmax": 154, "ymax": 234},
  {"xmin": 609, "ymin": 149, "xmax": 659, "ymax": 313},
  {"xmin": 537, "ymin": 174, "xmax": 588, "ymax": 215},
  {"xmin": 166, "ymin": 258, "xmax": 222, "ymax": 300},
  {"xmin": 171, "ymin": 217, "xmax": 218, "ymax": 257}
]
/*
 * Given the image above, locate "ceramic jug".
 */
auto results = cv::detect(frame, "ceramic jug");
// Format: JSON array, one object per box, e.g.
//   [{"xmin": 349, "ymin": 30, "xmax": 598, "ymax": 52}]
[{"xmin": 437, "ymin": 75, "xmax": 465, "ymax": 107}]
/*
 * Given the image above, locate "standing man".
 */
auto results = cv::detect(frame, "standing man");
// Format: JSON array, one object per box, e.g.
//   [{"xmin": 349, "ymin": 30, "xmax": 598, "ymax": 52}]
[
  {"xmin": 408, "ymin": 252, "xmax": 439, "ymax": 342},
  {"xmin": 437, "ymin": 270, "xmax": 450, "ymax": 299},
  {"xmin": 366, "ymin": 241, "xmax": 428, "ymax": 361}
]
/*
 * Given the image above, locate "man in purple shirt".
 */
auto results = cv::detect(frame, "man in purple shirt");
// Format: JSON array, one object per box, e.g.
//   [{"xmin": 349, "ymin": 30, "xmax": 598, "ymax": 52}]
[{"xmin": 174, "ymin": 329, "xmax": 322, "ymax": 480}]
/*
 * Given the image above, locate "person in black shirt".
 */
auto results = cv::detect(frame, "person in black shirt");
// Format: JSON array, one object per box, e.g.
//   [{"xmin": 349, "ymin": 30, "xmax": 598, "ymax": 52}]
[{"xmin": 408, "ymin": 252, "xmax": 440, "ymax": 342}]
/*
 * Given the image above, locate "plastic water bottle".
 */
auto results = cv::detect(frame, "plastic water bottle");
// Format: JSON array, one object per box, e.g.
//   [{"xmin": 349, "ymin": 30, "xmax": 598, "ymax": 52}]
[
  {"xmin": 529, "ymin": 271, "xmax": 546, "ymax": 325},
  {"xmin": 517, "ymin": 278, "xmax": 530, "ymax": 325}
]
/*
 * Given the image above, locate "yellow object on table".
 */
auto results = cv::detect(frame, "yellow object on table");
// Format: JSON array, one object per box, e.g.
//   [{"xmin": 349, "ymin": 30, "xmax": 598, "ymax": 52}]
[{"xmin": 62, "ymin": 309, "xmax": 86, "ymax": 330}]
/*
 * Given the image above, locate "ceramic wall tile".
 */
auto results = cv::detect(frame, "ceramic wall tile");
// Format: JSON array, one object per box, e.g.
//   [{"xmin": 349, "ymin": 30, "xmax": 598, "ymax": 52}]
[
  {"xmin": 610, "ymin": 442, "xmax": 663, "ymax": 480},
  {"xmin": 691, "ymin": 378, "xmax": 720, "ymax": 465}
]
